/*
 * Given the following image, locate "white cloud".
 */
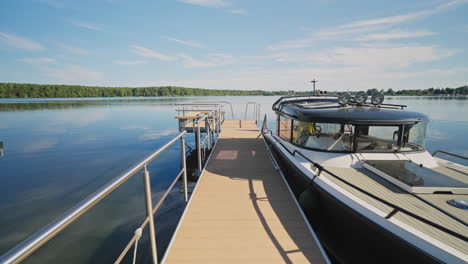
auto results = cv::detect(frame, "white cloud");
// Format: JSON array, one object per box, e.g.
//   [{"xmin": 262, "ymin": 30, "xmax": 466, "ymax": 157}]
[
  {"xmin": 267, "ymin": 38, "xmax": 314, "ymax": 51},
  {"xmin": 229, "ymin": 9, "xmax": 247, "ymax": 15},
  {"xmin": 341, "ymin": 0, "xmax": 468, "ymax": 29},
  {"xmin": 272, "ymin": 45, "xmax": 458, "ymax": 70},
  {"xmin": 161, "ymin": 36, "xmax": 204, "ymax": 48},
  {"xmin": 0, "ymin": 32, "xmax": 45, "ymax": 51},
  {"xmin": 72, "ymin": 21, "xmax": 105, "ymax": 31},
  {"xmin": 357, "ymin": 30, "xmax": 435, "ymax": 41},
  {"xmin": 18, "ymin": 57, "xmax": 56, "ymax": 64},
  {"xmin": 57, "ymin": 43, "xmax": 90, "ymax": 55},
  {"xmin": 177, "ymin": 0, "xmax": 229, "ymax": 7},
  {"xmin": 113, "ymin": 60, "xmax": 148, "ymax": 65},
  {"xmin": 131, "ymin": 45, "xmax": 177, "ymax": 61},
  {"xmin": 179, "ymin": 53, "xmax": 236, "ymax": 68},
  {"xmin": 267, "ymin": 0, "xmax": 468, "ymax": 50},
  {"xmin": 341, "ymin": 11, "xmax": 430, "ymax": 29},
  {"xmin": 45, "ymin": 65, "xmax": 104, "ymax": 83},
  {"xmin": 268, "ymin": 26, "xmax": 384, "ymax": 50},
  {"xmin": 269, "ymin": 28, "xmax": 433, "ymax": 50}
]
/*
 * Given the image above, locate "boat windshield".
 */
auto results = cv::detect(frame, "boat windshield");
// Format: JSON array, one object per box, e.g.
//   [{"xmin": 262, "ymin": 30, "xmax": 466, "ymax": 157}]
[
  {"xmin": 354, "ymin": 122, "xmax": 426, "ymax": 152},
  {"xmin": 279, "ymin": 115, "xmax": 426, "ymax": 153}
]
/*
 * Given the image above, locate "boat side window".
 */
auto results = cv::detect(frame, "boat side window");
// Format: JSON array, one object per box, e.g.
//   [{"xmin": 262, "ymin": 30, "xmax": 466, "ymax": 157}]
[
  {"xmin": 401, "ymin": 122, "xmax": 426, "ymax": 151},
  {"xmin": 292, "ymin": 121, "xmax": 349, "ymax": 151},
  {"xmin": 278, "ymin": 115, "xmax": 292, "ymax": 141}
]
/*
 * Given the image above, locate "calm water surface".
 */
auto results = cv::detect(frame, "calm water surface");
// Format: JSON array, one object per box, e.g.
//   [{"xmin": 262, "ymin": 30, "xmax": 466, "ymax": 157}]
[{"xmin": 0, "ymin": 96, "xmax": 466, "ymax": 263}]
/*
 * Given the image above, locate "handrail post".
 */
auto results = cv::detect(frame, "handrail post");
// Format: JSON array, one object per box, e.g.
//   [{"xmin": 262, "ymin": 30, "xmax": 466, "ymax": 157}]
[
  {"xmin": 258, "ymin": 105, "xmax": 261, "ymax": 126},
  {"xmin": 181, "ymin": 137, "xmax": 188, "ymax": 202},
  {"xmin": 196, "ymin": 121, "xmax": 202, "ymax": 173},
  {"xmin": 143, "ymin": 166, "xmax": 158, "ymax": 264},
  {"xmin": 218, "ymin": 107, "xmax": 221, "ymax": 134},
  {"xmin": 256, "ymin": 104, "xmax": 259, "ymax": 124},
  {"xmin": 254, "ymin": 104, "xmax": 257, "ymax": 124},
  {"xmin": 205, "ymin": 118, "xmax": 211, "ymax": 150},
  {"xmin": 257, "ymin": 105, "xmax": 259, "ymax": 124},
  {"xmin": 192, "ymin": 118, "xmax": 196, "ymax": 143},
  {"xmin": 244, "ymin": 103, "xmax": 248, "ymax": 120},
  {"xmin": 215, "ymin": 108, "xmax": 219, "ymax": 135}
]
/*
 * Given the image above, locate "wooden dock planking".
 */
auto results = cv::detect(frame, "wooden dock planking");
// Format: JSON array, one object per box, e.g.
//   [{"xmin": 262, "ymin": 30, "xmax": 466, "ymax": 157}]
[
  {"xmin": 163, "ymin": 120, "xmax": 327, "ymax": 263},
  {"xmin": 175, "ymin": 111, "xmax": 205, "ymax": 120},
  {"xmin": 175, "ymin": 111, "xmax": 225, "ymax": 120}
]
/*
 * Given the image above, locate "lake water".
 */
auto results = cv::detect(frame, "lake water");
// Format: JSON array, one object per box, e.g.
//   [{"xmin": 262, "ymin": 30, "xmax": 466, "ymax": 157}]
[{"xmin": 0, "ymin": 96, "xmax": 467, "ymax": 263}]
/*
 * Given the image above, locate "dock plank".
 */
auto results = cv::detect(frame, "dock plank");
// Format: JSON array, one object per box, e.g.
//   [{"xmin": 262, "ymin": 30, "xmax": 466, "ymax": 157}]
[{"xmin": 163, "ymin": 120, "xmax": 327, "ymax": 263}]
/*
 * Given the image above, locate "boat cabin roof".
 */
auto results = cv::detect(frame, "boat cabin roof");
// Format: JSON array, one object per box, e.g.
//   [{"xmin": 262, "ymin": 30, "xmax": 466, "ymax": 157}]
[{"xmin": 273, "ymin": 96, "xmax": 429, "ymax": 124}]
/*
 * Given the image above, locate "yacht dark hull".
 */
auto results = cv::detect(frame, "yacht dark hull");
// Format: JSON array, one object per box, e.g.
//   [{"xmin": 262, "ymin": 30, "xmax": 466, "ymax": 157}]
[{"xmin": 265, "ymin": 136, "xmax": 440, "ymax": 264}]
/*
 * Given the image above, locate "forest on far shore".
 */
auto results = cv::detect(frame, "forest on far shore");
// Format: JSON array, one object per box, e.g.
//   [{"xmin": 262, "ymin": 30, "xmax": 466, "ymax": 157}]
[{"xmin": 0, "ymin": 83, "xmax": 467, "ymax": 98}]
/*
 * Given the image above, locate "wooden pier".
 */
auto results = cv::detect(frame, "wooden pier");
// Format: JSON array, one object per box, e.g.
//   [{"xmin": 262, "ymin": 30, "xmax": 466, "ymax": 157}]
[{"xmin": 163, "ymin": 120, "xmax": 328, "ymax": 263}]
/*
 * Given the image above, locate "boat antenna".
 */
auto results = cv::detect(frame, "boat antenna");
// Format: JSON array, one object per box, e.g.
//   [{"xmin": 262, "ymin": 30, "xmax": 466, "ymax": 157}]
[{"xmin": 311, "ymin": 79, "xmax": 318, "ymax": 95}]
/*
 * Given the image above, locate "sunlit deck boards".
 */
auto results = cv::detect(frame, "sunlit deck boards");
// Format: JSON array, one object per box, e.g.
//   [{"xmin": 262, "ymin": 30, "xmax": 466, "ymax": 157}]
[{"xmin": 163, "ymin": 120, "xmax": 327, "ymax": 263}]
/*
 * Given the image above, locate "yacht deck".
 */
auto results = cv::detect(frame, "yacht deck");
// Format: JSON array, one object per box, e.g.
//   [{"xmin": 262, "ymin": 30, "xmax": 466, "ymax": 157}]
[{"xmin": 322, "ymin": 164, "xmax": 468, "ymax": 257}]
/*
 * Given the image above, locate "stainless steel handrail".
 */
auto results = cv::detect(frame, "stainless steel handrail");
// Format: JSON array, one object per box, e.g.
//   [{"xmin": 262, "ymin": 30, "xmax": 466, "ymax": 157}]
[
  {"xmin": 175, "ymin": 101, "xmax": 233, "ymax": 119},
  {"xmin": 114, "ymin": 168, "xmax": 185, "ymax": 264},
  {"xmin": 186, "ymin": 106, "xmax": 223, "ymax": 173},
  {"xmin": 117, "ymin": 107, "xmax": 223, "ymax": 263},
  {"xmin": 432, "ymin": 150, "xmax": 468, "ymax": 161},
  {"xmin": 244, "ymin": 102, "xmax": 260, "ymax": 121},
  {"xmin": 0, "ymin": 131, "xmax": 188, "ymax": 264}
]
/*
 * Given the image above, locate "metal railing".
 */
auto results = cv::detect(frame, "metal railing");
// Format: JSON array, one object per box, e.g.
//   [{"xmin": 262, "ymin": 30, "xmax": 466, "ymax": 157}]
[
  {"xmin": 175, "ymin": 105, "xmax": 224, "ymax": 174},
  {"xmin": 0, "ymin": 132, "xmax": 185, "ymax": 264},
  {"xmin": 0, "ymin": 107, "xmax": 225, "ymax": 264},
  {"xmin": 432, "ymin": 150, "xmax": 468, "ymax": 161},
  {"xmin": 175, "ymin": 102, "xmax": 232, "ymax": 119},
  {"xmin": 176, "ymin": 102, "xmax": 260, "ymax": 125},
  {"xmin": 244, "ymin": 102, "xmax": 261, "ymax": 124},
  {"xmin": 193, "ymin": 109, "xmax": 223, "ymax": 173}
]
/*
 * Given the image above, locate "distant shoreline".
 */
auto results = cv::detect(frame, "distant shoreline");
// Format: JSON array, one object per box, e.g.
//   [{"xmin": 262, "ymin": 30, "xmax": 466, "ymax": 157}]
[{"xmin": 0, "ymin": 83, "xmax": 467, "ymax": 98}]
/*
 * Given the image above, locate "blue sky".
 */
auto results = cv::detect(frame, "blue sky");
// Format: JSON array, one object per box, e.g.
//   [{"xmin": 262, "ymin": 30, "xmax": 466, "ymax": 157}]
[{"xmin": 0, "ymin": 0, "xmax": 467, "ymax": 91}]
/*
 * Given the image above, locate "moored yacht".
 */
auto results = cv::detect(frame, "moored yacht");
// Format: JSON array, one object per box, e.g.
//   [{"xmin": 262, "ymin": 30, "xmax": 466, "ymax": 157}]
[{"xmin": 263, "ymin": 93, "xmax": 467, "ymax": 263}]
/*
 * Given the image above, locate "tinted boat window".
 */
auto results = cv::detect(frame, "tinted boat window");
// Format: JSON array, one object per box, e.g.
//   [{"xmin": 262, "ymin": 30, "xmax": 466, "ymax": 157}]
[
  {"xmin": 292, "ymin": 121, "xmax": 349, "ymax": 151},
  {"xmin": 355, "ymin": 125, "xmax": 400, "ymax": 152},
  {"xmin": 403, "ymin": 122, "xmax": 426, "ymax": 151},
  {"xmin": 355, "ymin": 123, "xmax": 426, "ymax": 152},
  {"xmin": 277, "ymin": 115, "xmax": 426, "ymax": 153},
  {"xmin": 278, "ymin": 115, "xmax": 292, "ymax": 140}
]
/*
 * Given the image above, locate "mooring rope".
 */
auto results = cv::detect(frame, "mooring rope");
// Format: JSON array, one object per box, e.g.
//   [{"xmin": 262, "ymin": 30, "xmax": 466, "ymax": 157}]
[{"xmin": 132, "ymin": 228, "xmax": 142, "ymax": 264}]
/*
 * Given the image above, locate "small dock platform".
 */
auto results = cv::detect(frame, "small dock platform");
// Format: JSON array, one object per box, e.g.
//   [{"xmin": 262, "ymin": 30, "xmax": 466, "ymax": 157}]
[
  {"xmin": 175, "ymin": 110, "xmax": 223, "ymax": 133},
  {"xmin": 163, "ymin": 120, "xmax": 328, "ymax": 263}
]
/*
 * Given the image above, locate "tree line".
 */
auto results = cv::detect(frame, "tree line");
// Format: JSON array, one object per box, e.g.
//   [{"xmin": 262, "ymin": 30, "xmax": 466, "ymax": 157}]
[
  {"xmin": 1, "ymin": 83, "xmax": 467, "ymax": 98},
  {"xmin": 0, "ymin": 83, "xmax": 287, "ymax": 98},
  {"xmin": 366, "ymin": 86, "xmax": 468, "ymax": 96}
]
